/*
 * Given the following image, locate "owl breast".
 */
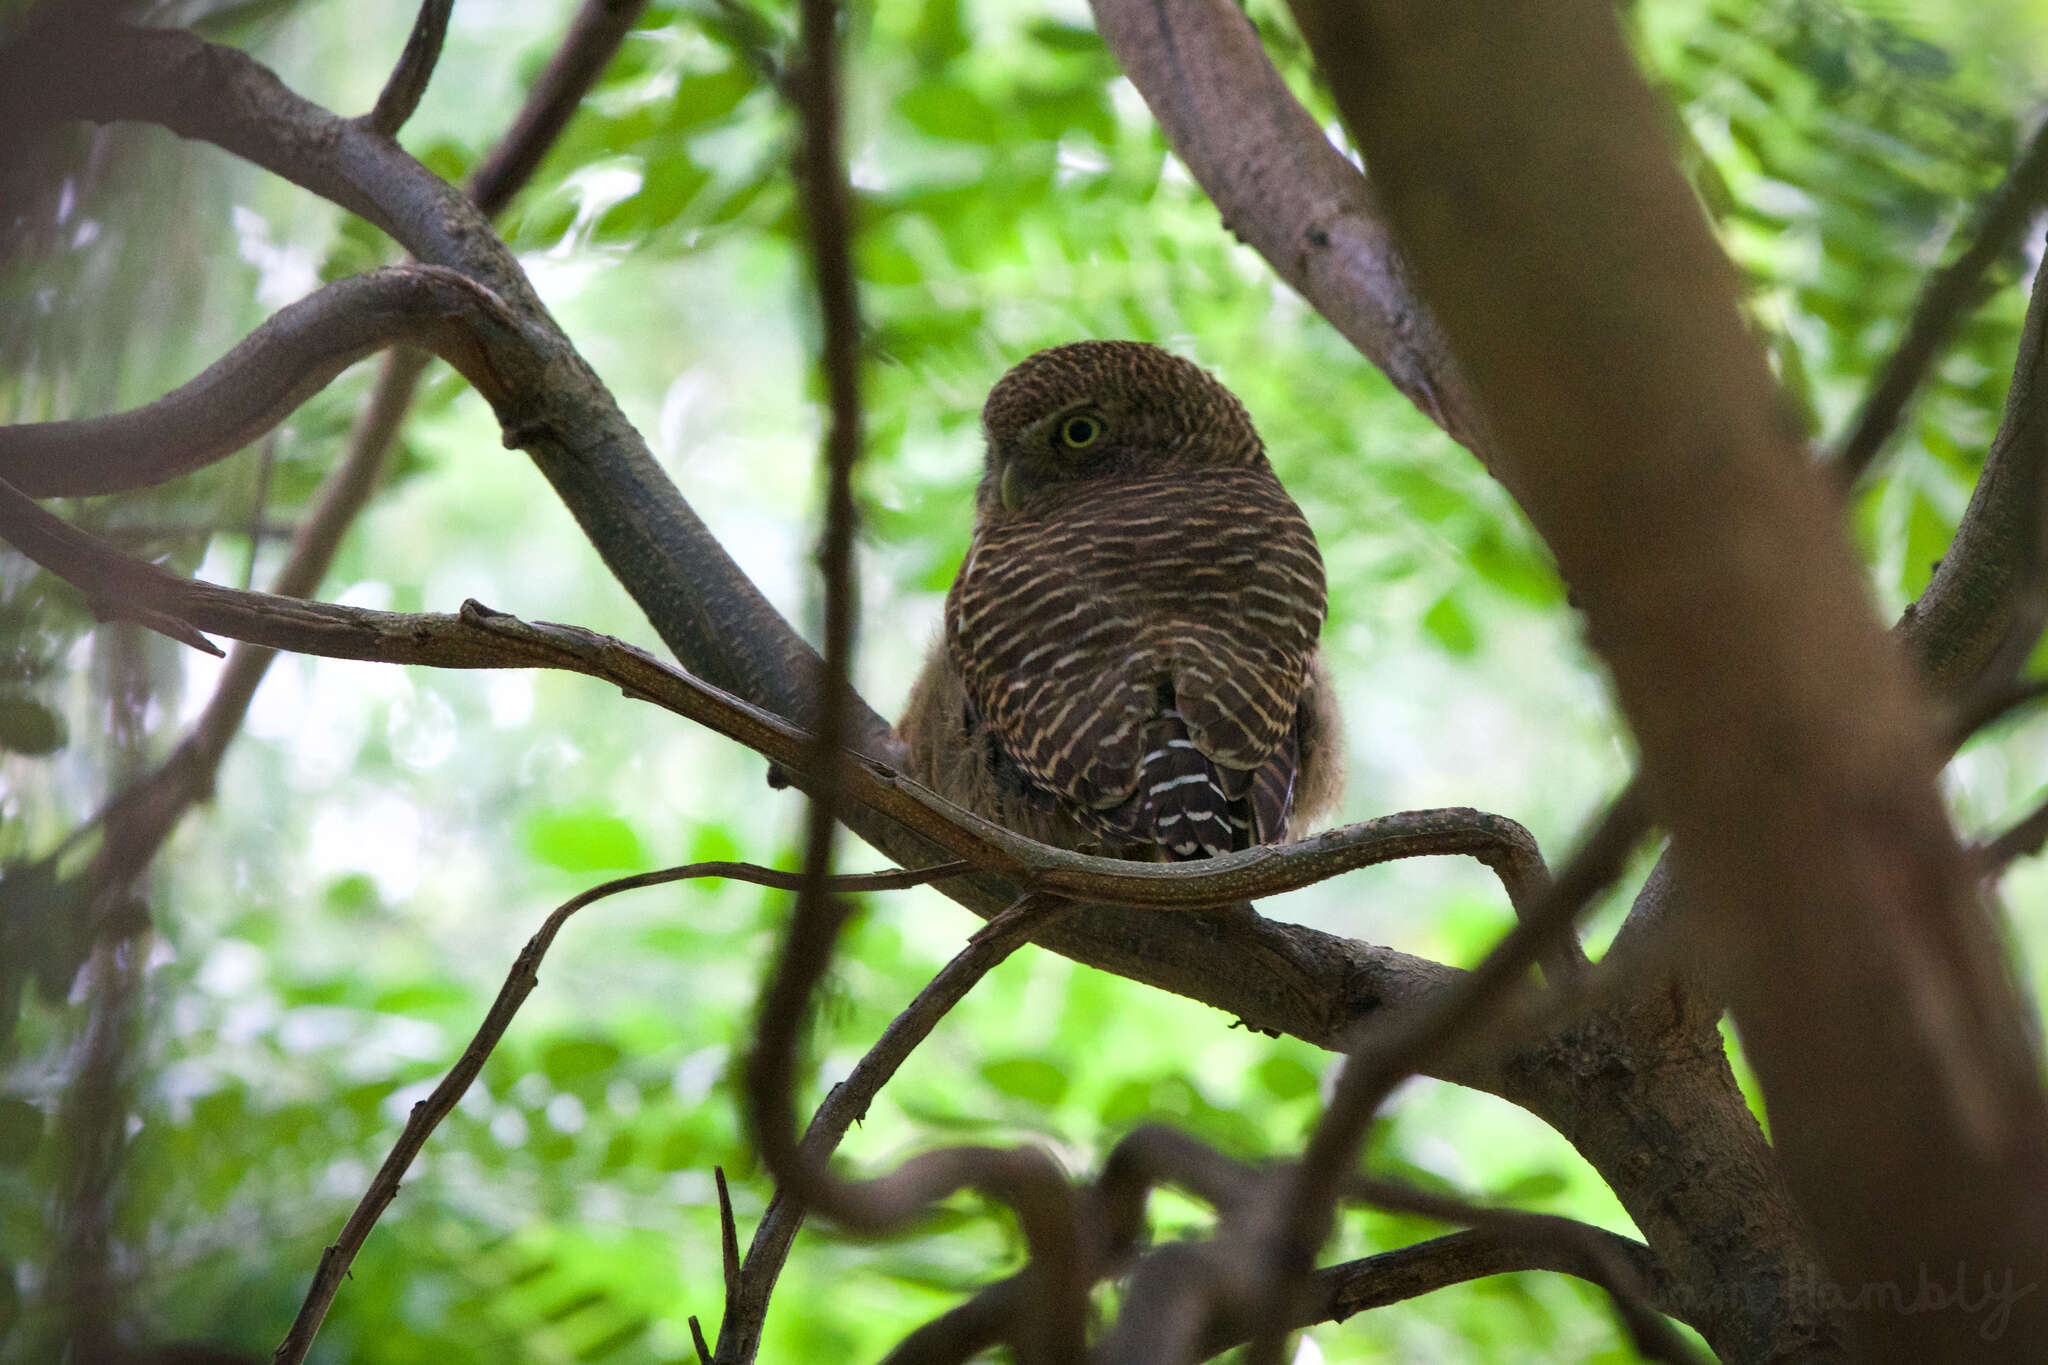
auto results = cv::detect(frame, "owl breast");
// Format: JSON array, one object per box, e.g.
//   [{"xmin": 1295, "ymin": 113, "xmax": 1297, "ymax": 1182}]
[{"xmin": 946, "ymin": 467, "xmax": 1326, "ymax": 857}]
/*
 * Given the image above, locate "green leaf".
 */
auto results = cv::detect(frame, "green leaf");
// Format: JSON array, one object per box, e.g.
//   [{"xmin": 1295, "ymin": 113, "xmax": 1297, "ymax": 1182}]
[
  {"xmin": 1495, "ymin": 1169, "xmax": 1570, "ymax": 1205},
  {"xmin": 325, "ymin": 872, "xmax": 379, "ymax": 915},
  {"xmin": 542, "ymin": 1036, "xmax": 623, "ymax": 1086},
  {"xmin": 0, "ymin": 1097, "xmax": 43, "ymax": 1166},
  {"xmin": 524, "ymin": 808, "xmax": 647, "ymax": 873},
  {"xmin": 897, "ymin": 82, "xmax": 1005, "ymax": 144},
  {"xmin": 1421, "ymin": 593, "xmax": 1480, "ymax": 656},
  {"xmin": 1254, "ymin": 1055, "xmax": 1318, "ymax": 1101},
  {"xmin": 0, "ymin": 695, "xmax": 65, "ymax": 755},
  {"xmin": 980, "ymin": 1057, "xmax": 1067, "ymax": 1105},
  {"xmin": 686, "ymin": 823, "xmax": 746, "ymax": 866},
  {"xmin": 1027, "ymin": 20, "xmax": 1104, "ymax": 54}
]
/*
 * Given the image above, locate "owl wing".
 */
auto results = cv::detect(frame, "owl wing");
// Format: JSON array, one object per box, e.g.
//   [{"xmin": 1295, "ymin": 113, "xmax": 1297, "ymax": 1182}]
[{"xmin": 947, "ymin": 470, "xmax": 1325, "ymax": 856}]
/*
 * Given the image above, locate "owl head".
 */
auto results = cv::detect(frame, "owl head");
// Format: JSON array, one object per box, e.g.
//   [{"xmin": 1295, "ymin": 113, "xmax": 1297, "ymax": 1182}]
[{"xmin": 976, "ymin": 340, "xmax": 1265, "ymax": 519}]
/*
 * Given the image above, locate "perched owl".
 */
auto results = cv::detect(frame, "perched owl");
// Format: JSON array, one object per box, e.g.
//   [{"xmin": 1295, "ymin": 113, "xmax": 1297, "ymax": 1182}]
[{"xmin": 899, "ymin": 340, "xmax": 1341, "ymax": 860}]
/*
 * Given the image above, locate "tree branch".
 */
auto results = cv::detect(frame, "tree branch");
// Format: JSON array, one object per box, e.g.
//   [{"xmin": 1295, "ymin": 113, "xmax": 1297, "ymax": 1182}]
[
  {"xmin": 1833, "ymin": 119, "xmax": 2048, "ymax": 486},
  {"xmin": 0, "ymin": 489, "xmax": 1556, "ymax": 932},
  {"xmin": 51, "ymin": 0, "xmax": 654, "ymax": 932},
  {"xmin": 269, "ymin": 858, "xmax": 966, "ymax": 1365},
  {"xmin": 1248, "ymin": 782, "xmax": 1650, "ymax": 1364},
  {"xmin": 54, "ymin": 0, "xmax": 655, "ymax": 940},
  {"xmin": 1978, "ymin": 789, "xmax": 2048, "ymax": 877},
  {"xmin": 7, "ymin": 19, "xmax": 861, "ymax": 736},
  {"xmin": 0, "ymin": 267, "xmax": 528, "ymax": 496},
  {"xmin": 1332, "ymin": 1176, "xmax": 1703, "ymax": 1365},
  {"xmin": 469, "ymin": 0, "xmax": 650, "ymax": 217},
  {"xmin": 1285, "ymin": 1, "xmax": 2048, "ymax": 1357},
  {"xmin": 715, "ymin": 894, "xmax": 1075, "ymax": 1362},
  {"xmin": 1088, "ymin": 0, "xmax": 1485, "ymax": 453},
  {"xmin": 1898, "ymin": 245, "xmax": 2048, "ymax": 697},
  {"xmin": 741, "ymin": 0, "xmax": 879, "ymax": 1318},
  {"xmin": 363, "ymin": 0, "xmax": 453, "ymax": 137}
]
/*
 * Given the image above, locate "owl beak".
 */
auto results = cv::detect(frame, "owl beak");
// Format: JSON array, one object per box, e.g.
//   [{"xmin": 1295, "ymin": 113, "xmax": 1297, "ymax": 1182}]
[{"xmin": 999, "ymin": 458, "xmax": 1026, "ymax": 512}]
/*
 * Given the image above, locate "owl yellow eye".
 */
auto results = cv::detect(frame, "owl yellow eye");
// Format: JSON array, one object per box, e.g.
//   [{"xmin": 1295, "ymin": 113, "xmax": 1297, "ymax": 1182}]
[{"xmin": 1058, "ymin": 414, "xmax": 1104, "ymax": 449}]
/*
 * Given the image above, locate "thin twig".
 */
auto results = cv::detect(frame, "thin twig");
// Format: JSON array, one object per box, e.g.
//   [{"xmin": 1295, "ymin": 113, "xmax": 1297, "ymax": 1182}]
[
  {"xmin": 1978, "ymin": 789, "xmax": 2048, "ymax": 877},
  {"xmin": 1835, "ymin": 118, "xmax": 2048, "ymax": 487},
  {"xmin": 714, "ymin": 1165, "xmax": 740, "ymax": 1315},
  {"xmin": 694, "ymin": 0, "xmax": 789, "ymax": 93},
  {"xmin": 1246, "ymin": 780, "xmax": 1652, "ymax": 1365},
  {"xmin": 731, "ymin": 3, "xmax": 874, "ymax": 1305},
  {"xmin": 469, "ymin": 0, "xmax": 651, "ymax": 217},
  {"xmin": 729, "ymin": 4, "xmax": 1087, "ymax": 1355},
  {"xmin": 365, "ymin": 0, "xmax": 453, "ymax": 136},
  {"xmin": 715, "ymin": 894, "xmax": 1073, "ymax": 1361},
  {"xmin": 1342, "ymin": 1175, "xmax": 1704, "ymax": 1365},
  {"xmin": 268, "ymin": 858, "xmax": 965, "ymax": 1365}
]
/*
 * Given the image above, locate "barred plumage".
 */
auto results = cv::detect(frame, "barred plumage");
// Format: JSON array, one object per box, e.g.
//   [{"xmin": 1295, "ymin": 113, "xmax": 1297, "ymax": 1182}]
[{"xmin": 900, "ymin": 341, "xmax": 1342, "ymax": 860}]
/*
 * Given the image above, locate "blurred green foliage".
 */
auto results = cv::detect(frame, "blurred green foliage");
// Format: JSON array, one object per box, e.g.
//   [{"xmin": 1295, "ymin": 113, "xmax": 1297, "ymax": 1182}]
[{"xmin": 2, "ymin": 0, "xmax": 2047, "ymax": 1361}]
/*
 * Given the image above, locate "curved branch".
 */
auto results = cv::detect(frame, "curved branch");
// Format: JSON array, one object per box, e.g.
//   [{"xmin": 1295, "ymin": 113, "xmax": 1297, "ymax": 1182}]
[
  {"xmin": 1297, "ymin": 1229, "xmax": 1670, "ymax": 1341},
  {"xmin": 1333, "ymin": 1176, "xmax": 1703, "ymax": 1365},
  {"xmin": 270, "ymin": 857, "xmax": 967, "ymax": 1365},
  {"xmin": 65, "ymin": 0, "xmax": 654, "ymax": 928},
  {"xmin": 1088, "ymin": 0, "xmax": 1486, "ymax": 453},
  {"xmin": 0, "ymin": 267, "xmax": 531, "ymax": 496},
  {"xmin": 1898, "ymin": 246, "xmax": 2048, "ymax": 696},
  {"xmin": 364, "ymin": 0, "xmax": 453, "ymax": 136},
  {"xmin": 1249, "ymin": 783, "xmax": 1651, "ymax": 1364},
  {"xmin": 0, "ymin": 485, "xmax": 1548, "ymax": 952},
  {"xmin": 7, "ymin": 20, "xmax": 861, "ymax": 736},
  {"xmin": 715, "ymin": 894, "xmax": 1074, "ymax": 1362}
]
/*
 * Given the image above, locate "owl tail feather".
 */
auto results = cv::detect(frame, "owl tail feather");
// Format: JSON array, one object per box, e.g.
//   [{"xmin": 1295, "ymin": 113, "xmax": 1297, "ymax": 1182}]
[{"xmin": 1092, "ymin": 709, "xmax": 1247, "ymax": 860}]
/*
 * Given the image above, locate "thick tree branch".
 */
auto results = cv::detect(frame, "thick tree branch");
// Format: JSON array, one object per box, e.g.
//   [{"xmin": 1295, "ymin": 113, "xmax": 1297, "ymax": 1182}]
[
  {"xmin": 4, "ymin": 19, "xmax": 859, "ymax": 736},
  {"xmin": 1286, "ymin": 2, "xmax": 2048, "ymax": 1358},
  {"xmin": 0, "ymin": 488, "xmax": 1555, "ymax": 926},
  {"xmin": 57, "ymin": 0, "xmax": 653, "ymax": 933},
  {"xmin": 1088, "ymin": 0, "xmax": 1484, "ymax": 453},
  {"xmin": 1249, "ymin": 783, "xmax": 1650, "ymax": 1364},
  {"xmin": 0, "ymin": 267, "xmax": 527, "ymax": 496},
  {"xmin": 1898, "ymin": 246, "xmax": 2048, "ymax": 696},
  {"xmin": 1612, "ymin": 252, "xmax": 2048, "ymax": 986}
]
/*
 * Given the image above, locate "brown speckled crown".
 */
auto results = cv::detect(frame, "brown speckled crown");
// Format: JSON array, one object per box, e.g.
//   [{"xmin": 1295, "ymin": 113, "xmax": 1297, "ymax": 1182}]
[
  {"xmin": 981, "ymin": 340, "xmax": 1264, "ymax": 471},
  {"xmin": 946, "ymin": 340, "xmax": 1326, "ymax": 859}
]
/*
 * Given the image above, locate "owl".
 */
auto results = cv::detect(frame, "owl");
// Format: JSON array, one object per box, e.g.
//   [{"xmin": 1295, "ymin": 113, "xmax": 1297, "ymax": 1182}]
[{"xmin": 899, "ymin": 340, "xmax": 1341, "ymax": 860}]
